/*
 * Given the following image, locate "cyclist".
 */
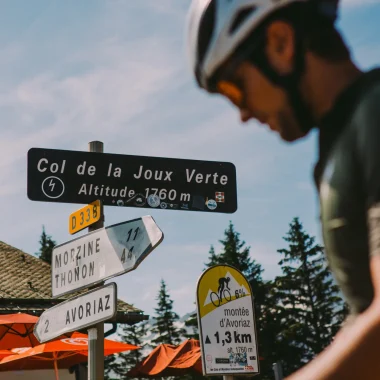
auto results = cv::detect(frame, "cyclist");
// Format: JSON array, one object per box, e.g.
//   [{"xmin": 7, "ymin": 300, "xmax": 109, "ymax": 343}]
[
  {"xmin": 217, "ymin": 276, "xmax": 230, "ymax": 300},
  {"xmin": 186, "ymin": 1, "xmax": 380, "ymax": 379}
]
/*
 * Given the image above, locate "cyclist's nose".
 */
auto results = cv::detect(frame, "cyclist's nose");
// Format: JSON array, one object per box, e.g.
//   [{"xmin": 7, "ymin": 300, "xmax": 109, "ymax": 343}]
[{"xmin": 240, "ymin": 108, "xmax": 251, "ymax": 123}]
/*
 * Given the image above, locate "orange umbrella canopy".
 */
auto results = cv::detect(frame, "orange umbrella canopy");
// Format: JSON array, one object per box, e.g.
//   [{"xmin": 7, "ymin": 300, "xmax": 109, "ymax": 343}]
[
  {"xmin": 0, "ymin": 350, "xmax": 15, "ymax": 360},
  {"xmin": 127, "ymin": 339, "xmax": 202, "ymax": 378},
  {"xmin": 0, "ymin": 313, "xmax": 40, "ymax": 349},
  {"xmin": 0, "ymin": 332, "xmax": 139, "ymax": 372}
]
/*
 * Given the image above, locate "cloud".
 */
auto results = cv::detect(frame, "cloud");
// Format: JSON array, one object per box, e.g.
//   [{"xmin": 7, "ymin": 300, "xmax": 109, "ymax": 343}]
[
  {"xmin": 1, "ymin": 0, "xmax": 378, "ymax": 321},
  {"xmin": 0, "ymin": 33, "xmax": 184, "ymax": 199},
  {"xmin": 0, "ymin": 35, "xmax": 182, "ymax": 156},
  {"xmin": 9, "ymin": 46, "xmax": 172, "ymax": 115}
]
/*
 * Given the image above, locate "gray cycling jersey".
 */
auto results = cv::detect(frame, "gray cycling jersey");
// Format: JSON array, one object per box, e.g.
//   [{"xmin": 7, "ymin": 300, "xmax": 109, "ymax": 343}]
[{"xmin": 314, "ymin": 69, "xmax": 380, "ymax": 316}]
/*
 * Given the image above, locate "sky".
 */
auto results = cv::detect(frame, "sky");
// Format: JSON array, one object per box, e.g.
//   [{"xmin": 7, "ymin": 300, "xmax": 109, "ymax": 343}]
[{"xmin": 0, "ymin": 0, "xmax": 379, "ymax": 321}]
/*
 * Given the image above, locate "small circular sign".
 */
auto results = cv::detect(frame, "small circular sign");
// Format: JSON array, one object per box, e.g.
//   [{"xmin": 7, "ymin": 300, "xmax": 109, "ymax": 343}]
[
  {"xmin": 41, "ymin": 176, "xmax": 65, "ymax": 199},
  {"xmin": 206, "ymin": 199, "xmax": 217, "ymax": 210},
  {"xmin": 131, "ymin": 194, "xmax": 146, "ymax": 207},
  {"xmin": 147, "ymin": 194, "xmax": 160, "ymax": 208},
  {"xmin": 160, "ymin": 202, "xmax": 167, "ymax": 209}
]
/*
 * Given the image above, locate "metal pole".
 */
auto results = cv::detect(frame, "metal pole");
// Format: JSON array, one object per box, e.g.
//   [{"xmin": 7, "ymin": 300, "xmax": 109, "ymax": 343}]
[
  {"xmin": 273, "ymin": 362, "xmax": 284, "ymax": 380},
  {"xmin": 88, "ymin": 141, "xmax": 105, "ymax": 380}
]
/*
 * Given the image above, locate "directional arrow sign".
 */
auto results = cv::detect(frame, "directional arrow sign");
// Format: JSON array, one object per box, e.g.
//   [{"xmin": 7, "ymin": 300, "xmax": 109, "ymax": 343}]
[
  {"xmin": 27, "ymin": 147, "xmax": 237, "ymax": 214},
  {"xmin": 52, "ymin": 215, "xmax": 163, "ymax": 298},
  {"xmin": 34, "ymin": 283, "xmax": 117, "ymax": 343}
]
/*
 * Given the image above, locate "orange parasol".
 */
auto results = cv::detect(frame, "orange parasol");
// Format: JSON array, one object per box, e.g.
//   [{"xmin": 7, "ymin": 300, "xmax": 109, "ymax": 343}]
[
  {"xmin": 0, "ymin": 331, "xmax": 139, "ymax": 380},
  {"xmin": 127, "ymin": 339, "xmax": 202, "ymax": 378},
  {"xmin": 0, "ymin": 313, "xmax": 40, "ymax": 349},
  {"xmin": 0, "ymin": 350, "xmax": 15, "ymax": 360}
]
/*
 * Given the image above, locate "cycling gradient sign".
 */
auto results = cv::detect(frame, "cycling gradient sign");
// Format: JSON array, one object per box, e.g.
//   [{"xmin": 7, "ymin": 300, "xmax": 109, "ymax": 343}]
[{"xmin": 196, "ymin": 265, "xmax": 259, "ymax": 377}]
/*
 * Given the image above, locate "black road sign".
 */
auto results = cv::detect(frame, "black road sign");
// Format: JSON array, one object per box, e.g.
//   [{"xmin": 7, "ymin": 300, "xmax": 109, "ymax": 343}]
[{"xmin": 27, "ymin": 148, "xmax": 237, "ymax": 213}]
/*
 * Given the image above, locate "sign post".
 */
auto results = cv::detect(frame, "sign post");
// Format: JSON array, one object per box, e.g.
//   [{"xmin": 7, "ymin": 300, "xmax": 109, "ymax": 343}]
[
  {"xmin": 88, "ymin": 141, "xmax": 105, "ymax": 380},
  {"xmin": 273, "ymin": 362, "xmax": 284, "ymax": 380},
  {"xmin": 30, "ymin": 142, "xmax": 165, "ymax": 380},
  {"xmin": 196, "ymin": 265, "xmax": 260, "ymax": 377}
]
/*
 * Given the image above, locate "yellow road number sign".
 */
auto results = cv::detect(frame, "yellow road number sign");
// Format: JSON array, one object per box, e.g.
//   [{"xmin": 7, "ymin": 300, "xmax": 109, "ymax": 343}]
[{"xmin": 69, "ymin": 200, "xmax": 101, "ymax": 234}]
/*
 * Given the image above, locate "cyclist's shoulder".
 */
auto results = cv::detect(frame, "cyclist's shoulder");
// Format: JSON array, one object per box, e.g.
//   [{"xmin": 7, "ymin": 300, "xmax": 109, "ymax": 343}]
[
  {"xmin": 321, "ymin": 69, "xmax": 380, "ymax": 138},
  {"xmin": 315, "ymin": 69, "xmax": 380, "ymax": 186},
  {"xmin": 350, "ymin": 69, "xmax": 380, "ymax": 133}
]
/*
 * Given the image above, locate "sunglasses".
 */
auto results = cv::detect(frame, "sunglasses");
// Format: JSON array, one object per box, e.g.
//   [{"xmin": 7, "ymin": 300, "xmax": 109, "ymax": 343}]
[
  {"xmin": 213, "ymin": 51, "xmax": 250, "ymax": 109},
  {"xmin": 216, "ymin": 80, "xmax": 244, "ymax": 108}
]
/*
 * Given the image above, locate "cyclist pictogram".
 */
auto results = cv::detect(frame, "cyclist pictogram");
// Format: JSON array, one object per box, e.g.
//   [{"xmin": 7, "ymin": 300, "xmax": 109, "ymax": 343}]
[{"xmin": 210, "ymin": 276, "xmax": 232, "ymax": 307}]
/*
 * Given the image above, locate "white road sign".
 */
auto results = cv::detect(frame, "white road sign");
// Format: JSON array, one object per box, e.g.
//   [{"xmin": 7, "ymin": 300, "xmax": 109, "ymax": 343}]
[
  {"xmin": 34, "ymin": 283, "xmax": 117, "ymax": 343},
  {"xmin": 196, "ymin": 265, "xmax": 260, "ymax": 377},
  {"xmin": 52, "ymin": 215, "xmax": 164, "ymax": 298}
]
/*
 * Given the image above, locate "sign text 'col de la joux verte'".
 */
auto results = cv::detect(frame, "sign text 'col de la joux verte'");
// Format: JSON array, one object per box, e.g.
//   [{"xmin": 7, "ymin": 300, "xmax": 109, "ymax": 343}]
[{"xmin": 27, "ymin": 148, "xmax": 237, "ymax": 214}]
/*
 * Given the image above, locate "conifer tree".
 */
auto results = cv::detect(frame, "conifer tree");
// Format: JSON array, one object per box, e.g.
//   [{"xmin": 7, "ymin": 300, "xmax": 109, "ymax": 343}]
[
  {"xmin": 204, "ymin": 245, "xmax": 220, "ymax": 267},
  {"xmin": 36, "ymin": 226, "xmax": 56, "ymax": 265},
  {"xmin": 204, "ymin": 222, "xmax": 277, "ymax": 379},
  {"xmin": 184, "ymin": 310, "xmax": 198, "ymax": 340},
  {"xmin": 104, "ymin": 355, "xmax": 117, "ymax": 380},
  {"xmin": 151, "ymin": 279, "xmax": 186, "ymax": 346},
  {"xmin": 112, "ymin": 321, "xmax": 149, "ymax": 378},
  {"xmin": 273, "ymin": 217, "xmax": 348, "ymax": 375}
]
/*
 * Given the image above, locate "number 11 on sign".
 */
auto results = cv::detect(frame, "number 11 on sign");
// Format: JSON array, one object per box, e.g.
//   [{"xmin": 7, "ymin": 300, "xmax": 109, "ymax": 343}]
[{"xmin": 120, "ymin": 226, "xmax": 140, "ymax": 263}]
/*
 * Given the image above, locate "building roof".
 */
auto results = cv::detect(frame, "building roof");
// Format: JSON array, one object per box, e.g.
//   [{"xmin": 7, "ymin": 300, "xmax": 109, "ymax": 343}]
[{"xmin": 0, "ymin": 241, "xmax": 147, "ymax": 324}]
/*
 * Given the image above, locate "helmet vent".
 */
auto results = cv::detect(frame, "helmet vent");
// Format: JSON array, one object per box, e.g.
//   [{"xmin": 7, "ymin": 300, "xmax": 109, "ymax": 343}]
[
  {"xmin": 197, "ymin": 0, "xmax": 216, "ymax": 66},
  {"xmin": 229, "ymin": 6, "xmax": 257, "ymax": 34}
]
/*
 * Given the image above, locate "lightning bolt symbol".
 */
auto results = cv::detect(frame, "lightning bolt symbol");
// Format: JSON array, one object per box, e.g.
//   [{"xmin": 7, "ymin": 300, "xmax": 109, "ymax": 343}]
[{"xmin": 49, "ymin": 179, "xmax": 55, "ymax": 192}]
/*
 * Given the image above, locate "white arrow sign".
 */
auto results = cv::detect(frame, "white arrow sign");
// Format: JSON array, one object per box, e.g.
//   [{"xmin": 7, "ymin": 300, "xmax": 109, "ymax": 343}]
[
  {"xmin": 34, "ymin": 283, "xmax": 117, "ymax": 343},
  {"xmin": 52, "ymin": 215, "xmax": 164, "ymax": 298}
]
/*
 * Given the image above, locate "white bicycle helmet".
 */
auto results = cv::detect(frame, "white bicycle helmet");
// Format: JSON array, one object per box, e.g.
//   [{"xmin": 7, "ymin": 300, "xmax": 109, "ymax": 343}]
[{"xmin": 187, "ymin": 0, "xmax": 339, "ymax": 92}]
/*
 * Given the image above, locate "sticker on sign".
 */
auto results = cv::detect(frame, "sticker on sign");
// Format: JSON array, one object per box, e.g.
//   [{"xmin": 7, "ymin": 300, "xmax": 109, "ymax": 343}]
[
  {"xmin": 196, "ymin": 265, "xmax": 260, "ymax": 377},
  {"xmin": 52, "ymin": 215, "xmax": 164, "ymax": 298},
  {"xmin": 34, "ymin": 283, "xmax": 117, "ymax": 343}
]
